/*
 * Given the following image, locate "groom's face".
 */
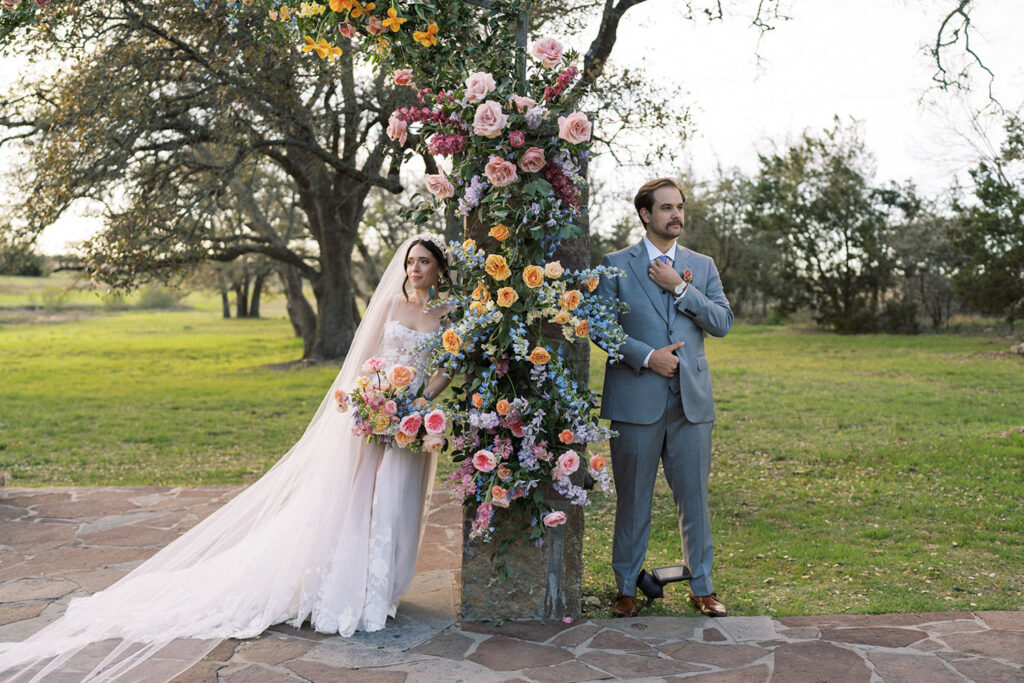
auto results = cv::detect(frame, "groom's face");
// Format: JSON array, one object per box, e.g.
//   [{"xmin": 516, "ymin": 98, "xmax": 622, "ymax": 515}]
[{"xmin": 641, "ymin": 186, "xmax": 685, "ymax": 242}]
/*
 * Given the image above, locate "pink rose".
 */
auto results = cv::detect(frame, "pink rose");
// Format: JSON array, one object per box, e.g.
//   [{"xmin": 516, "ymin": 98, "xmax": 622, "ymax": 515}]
[
  {"xmin": 399, "ymin": 413, "xmax": 423, "ymax": 437},
  {"xmin": 386, "ymin": 112, "xmax": 408, "ymax": 145},
  {"xmin": 484, "ymin": 156, "xmax": 518, "ymax": 187},
  {"xmin": 472, "ymin": 449, "xmax": 498, "ymax": 472},
  {"xmin": 490, "ymin": 485, "xmax": 510, "ymax": 508},
  {"xmin": 472, "ymin": 101, "xmax": 508, "ymax": 138},
  {"xmin": 556, "ymin": 450, "xmax": 580, "ymax": 476},
  {"xmin": 531, "ymin": 37, "xmax": 564, "ymax": 68},
  {"xmin": 557, "ymin": 112, "xmax": 592, "ymax": 145},
  {"xmin": 422, "ymin": 432, "xmax": 445, "ymax": 453},
  {"xmin": 508, "ymin": 130, "xmax": 525, "ymax": 148},
  {"xmin": 518, "ymin": 146, "xmax": 546, "ymax": 173},
  {"xmin": 511, "ymin": 95, "xmax": 537, "ymax": 113},
  {"xmin": 464, "ymin": 71, "xmax": 496, "ymax": 104},
  {"xmin": 424, "ymin": 409, "xmax": 447, "ymax": 434},
  {"xmin": 510, "ymin": 421, "xmax": 525, "ymax": 438},
  {"xmin": 362, "ymin": 358, "xmax": 384, "ymax": 373},
  {"xmin": 543, "ymin": 511, "xmax": 567, "ymax": 527},
  {"xmin": 383, "ymin": 400, "xmax": 398, "ymax": 416},
  {"xmin": 338, "ymin": 22, "xmax": 355, "ymax": 38},
  {"xmin": 366, "ymin": 15, "xmax": 384, "ymax": 35},
  {"xmin": 392, "ymin": 69, "xmax": 414, "ymax": 86},
  {"xmin": 424, "ymin": 172, "xmax": 455, "ymax": 199}
]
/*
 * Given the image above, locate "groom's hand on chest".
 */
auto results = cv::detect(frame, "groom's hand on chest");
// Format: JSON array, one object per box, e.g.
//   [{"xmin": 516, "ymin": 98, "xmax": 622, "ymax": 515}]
[
  {"xmin": 648, "ymin": 341, "xmax": 685, "ymax": 378},
  {"xmin": 648, "ymin": 258, "xmax": 683, "ymax": 292}
]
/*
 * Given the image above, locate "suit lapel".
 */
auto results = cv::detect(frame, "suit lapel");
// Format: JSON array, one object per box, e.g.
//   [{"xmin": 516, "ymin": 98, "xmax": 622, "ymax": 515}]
[
  {"xmin": 669, "ymin": 244, "xmax": 689, "ymax": 325},
  {"xmin": 627, "ymin": 241, "xmax": 670, "ymax": 326}
]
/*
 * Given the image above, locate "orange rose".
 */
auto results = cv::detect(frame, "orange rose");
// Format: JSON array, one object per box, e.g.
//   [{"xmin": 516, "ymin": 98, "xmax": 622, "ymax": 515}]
[
  {"xmin": 529, "ymin": 346, "xmax": 551, "ymax": 365},
  {"xmin": 471, "ymin": 281, "xmax": 486, "ymax": 300},
  {"xmin": 496, "ymin": 287, "xmax": 519, "ymax": 307},
  {"xmin": 489, "ymin": 224, "xmax": 511, "ymax": 242},
  {"xmin": 584, "ymin": 276, "xmax": 599, "ymax": 292},
  {"xmin": 544, "ymin": 261, "xmax": 564, "ymax": 279},
  {"xmin": 442, "ymin": 329, "xmax": 461, "ymax": 354},
  {"xmin": 522, "ymin": 265, "xmax": 544, "ymax": 288},
  {"xmin": 558, "ymin": 429, "xmax": 574, "ymax": 444},
  {"xmin": 472, "ymin": 393, "xmax": 483, "ymax": 408},
  {"xmin": 553, "ymin": 311, "xmax": 571, "ymax": 325},
  {"xmin": 589, "ymin": 454, "xmax": 606, "ymax": 471},
  {"xmin": 387, "ymin": 365, "xmax": 417, "ymax": 388},
  {"xmin": 394, "ymin": 430, "xmax": 416, "ymax": 448},
  {"xmin": 562, "ymin": 289, "xmax": 582, "ymax": 310},
  {"xmin": 496, "ymin": 399, "xmax": 510, "ymax": 415},
  {"xmin": 574, "ymin": 319, "xmax": 590, "ymax": 338},
  {"xmin": 485, "ymin": 254, "xmax": 511, "ymax": 281},
  {"xmin": 497, "ymin": 465, "xmax": 512, "ymax": 480}
]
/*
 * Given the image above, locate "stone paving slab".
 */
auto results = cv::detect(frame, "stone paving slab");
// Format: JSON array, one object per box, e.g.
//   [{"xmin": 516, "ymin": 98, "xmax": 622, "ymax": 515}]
[{"xmin": 2, "ymin": 486, "xmax": 1023, "ymax": 682}]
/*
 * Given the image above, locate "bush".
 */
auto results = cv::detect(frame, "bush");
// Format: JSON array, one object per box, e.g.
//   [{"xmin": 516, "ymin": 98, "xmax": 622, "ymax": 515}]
[
  {"xmin": 31, "ymin": 286, "xmax": 70, "ymax": 311},
  {"xmin": 878, "ymin": 299, "xmax": 921, "ymax": 335},
  {"xmin": 135, "ymin": 285, "xmax": 186, "ymax": 309},
  {"xmin": 0, "ymin": 240, "xmax": 44, "ymax": 276}
]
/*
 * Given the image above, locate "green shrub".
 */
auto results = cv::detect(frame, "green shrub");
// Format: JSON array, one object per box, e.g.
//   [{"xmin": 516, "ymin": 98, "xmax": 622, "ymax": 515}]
[{"xmin": 135, "ymin": 286, "xmax": 186, "ymax": 309}]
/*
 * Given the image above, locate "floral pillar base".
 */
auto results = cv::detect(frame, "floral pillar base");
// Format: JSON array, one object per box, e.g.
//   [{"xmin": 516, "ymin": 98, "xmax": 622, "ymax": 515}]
[{"xmin": 460, "ymin": 499, "xmax": 583, "ymax": 621}]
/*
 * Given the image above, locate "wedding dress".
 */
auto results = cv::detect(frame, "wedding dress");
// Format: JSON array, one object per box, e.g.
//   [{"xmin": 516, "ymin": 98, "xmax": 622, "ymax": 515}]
[{"xmin": 0, "ymin": 237, "xmax": 441, "ymax": 682}]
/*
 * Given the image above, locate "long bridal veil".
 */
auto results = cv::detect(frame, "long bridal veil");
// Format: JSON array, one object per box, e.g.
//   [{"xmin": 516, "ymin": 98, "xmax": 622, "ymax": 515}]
[{"xmin": 0, "ymin": 237, "xmax": 426, "ymax": 682}]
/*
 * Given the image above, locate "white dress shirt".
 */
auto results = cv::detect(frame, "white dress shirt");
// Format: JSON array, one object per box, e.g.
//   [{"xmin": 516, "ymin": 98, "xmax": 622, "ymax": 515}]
[{"xmin": 640, "ymin": 237, "xmax": 688, "ymax": 369}]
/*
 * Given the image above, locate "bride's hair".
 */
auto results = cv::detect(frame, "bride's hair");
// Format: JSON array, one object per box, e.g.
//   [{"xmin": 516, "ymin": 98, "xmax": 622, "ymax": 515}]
[{"xmin": 401, "ymin": 236, "xmax": 453, "ymax": 300}]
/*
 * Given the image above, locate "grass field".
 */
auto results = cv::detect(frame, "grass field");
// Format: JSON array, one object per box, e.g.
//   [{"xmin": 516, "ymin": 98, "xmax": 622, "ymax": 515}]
[{"xmin": 2, "ymin": 274, "xmax": 1022, "ymax": 618}]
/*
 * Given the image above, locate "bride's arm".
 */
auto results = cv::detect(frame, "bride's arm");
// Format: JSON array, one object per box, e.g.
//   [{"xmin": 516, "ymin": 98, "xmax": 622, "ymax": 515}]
[{"xmin": 422, "ymin": 371, "xmax": 451, "ymax": 401}]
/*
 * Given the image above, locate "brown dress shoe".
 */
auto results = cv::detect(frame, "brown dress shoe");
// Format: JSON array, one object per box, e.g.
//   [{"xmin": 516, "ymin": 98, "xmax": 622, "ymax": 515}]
[
  {"xmin": 688, "ymin": 592, "xmax": 727, "ymax": 617},
  {"xmin": 611, "ymin": 594, "xmax": 639, "ymax": 618}
]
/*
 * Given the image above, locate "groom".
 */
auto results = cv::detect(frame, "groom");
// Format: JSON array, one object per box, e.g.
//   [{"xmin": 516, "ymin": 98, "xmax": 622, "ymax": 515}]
[{"xmin": 596, "ymin": 177, "xmax": 733, "ymax": 618}]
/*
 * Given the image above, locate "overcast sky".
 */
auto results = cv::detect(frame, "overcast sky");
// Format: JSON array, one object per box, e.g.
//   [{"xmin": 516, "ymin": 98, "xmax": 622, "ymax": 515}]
[{"xmin": 3, "ymin": 1, "xmax": 1022, "ymax": 253}]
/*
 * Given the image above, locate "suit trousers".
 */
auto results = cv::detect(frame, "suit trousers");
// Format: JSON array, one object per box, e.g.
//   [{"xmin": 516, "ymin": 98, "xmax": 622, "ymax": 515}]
[{"xmin": 610, "ymin": 388, "xmax": 715, "ymax": 597}]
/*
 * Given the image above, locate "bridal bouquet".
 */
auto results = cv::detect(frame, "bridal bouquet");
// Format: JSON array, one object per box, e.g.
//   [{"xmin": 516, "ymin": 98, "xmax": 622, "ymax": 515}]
[{"xmin": 335, "ymin": 357, "xmax": 448, "ymax": 453}]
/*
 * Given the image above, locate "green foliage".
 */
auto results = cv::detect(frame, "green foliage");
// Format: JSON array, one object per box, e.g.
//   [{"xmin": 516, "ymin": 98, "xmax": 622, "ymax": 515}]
[
  {"xmin": 950, "ymin": 114, "xmax": 1024, "ymax": 329},
  {"xmin": 0, "ymin": 236, "xmax": 43, "ymax": 276},
  {"xmin": 134, "ymin": 285, "xmax": 187, "ymax": 309}
]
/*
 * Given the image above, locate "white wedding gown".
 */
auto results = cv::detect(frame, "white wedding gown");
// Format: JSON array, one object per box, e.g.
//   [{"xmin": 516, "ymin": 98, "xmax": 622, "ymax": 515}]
[{"xmin": 0, "ymin": 307, "xmax": 438, "ymax": 681}]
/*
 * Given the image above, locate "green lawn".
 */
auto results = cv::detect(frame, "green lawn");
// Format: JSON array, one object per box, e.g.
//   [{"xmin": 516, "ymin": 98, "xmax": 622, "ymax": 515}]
[{"xmin": 2, "ymin": 296, "xmax": 1022, "ymax": 618}]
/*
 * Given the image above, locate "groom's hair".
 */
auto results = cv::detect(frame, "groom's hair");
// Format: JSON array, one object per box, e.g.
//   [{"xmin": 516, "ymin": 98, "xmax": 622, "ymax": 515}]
[{"xmin": 634, "ymin": 178, "xmax": 687, "ymax": 225}]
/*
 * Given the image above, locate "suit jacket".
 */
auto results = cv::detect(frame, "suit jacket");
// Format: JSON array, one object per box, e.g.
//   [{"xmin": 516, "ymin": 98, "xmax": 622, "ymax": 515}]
[{"xmin": 597, "ymin": 240, "xmax": 733, "ymax": 425}]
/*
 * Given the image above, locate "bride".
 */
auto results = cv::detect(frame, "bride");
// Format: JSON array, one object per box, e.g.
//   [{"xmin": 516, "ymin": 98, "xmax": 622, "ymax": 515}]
[{"xmin": 0, "ymin": 234, "xmax": 455, "ymax": 682}]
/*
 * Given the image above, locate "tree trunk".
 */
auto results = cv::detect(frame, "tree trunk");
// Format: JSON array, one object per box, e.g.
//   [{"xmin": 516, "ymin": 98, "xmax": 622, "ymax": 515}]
[
  {"xmin": 278, "ymin": 263, "xmax": 317, "ymax": 358},
  {"xmin": 220, "ymin": 289, "xmax": 231, "ymax": 318},
  {"xmin": 311, "ymin": 224, "xmax": 358, "ymax": 360},
  {"xmin": 249, "ymin": 274, "xmax": 264, "ymax": 318},
  {"xmin": 235, "ymin": 278, "xmax": 249, "ymax": 318}
]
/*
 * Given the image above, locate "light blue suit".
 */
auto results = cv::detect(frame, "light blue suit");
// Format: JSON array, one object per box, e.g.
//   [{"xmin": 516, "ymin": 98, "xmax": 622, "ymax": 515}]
[{"xmin": 597, "ymin": 239, "xmax": 733, "ymax": 597}]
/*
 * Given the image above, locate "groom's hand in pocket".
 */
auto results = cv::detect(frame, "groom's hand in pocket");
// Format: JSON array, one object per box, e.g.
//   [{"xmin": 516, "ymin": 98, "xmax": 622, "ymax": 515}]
[{"xmin": 649, "ymin": 341, "xmax": 685, "ymax": 378}]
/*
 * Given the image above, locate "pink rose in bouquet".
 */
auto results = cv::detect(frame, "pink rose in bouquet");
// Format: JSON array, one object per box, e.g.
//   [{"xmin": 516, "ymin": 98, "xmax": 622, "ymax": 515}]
[
  {"xmin": 398, "ymin": 413, "xmax": 423, "ymax": 437},
  {"xmin": 424, "ymin": 409, "xmax": 447, "ymax": 434},
  {"xmin": 472, "ymin": 101, "xmax": 508, "ymax": 138},
  {"xmin": 424, "ymin": 172, "xmax": 455, "ymax": 199},
  {"xmin": 508, "ymin": 130, "xmax": 525, "ymax": 148},
  {"xmin": 531, "ymin": 37, "xmax": 564, "ymax": 68},
  {"xmin": 556, "ymin": 450, "xmax": 580, "ymax": 476},
  {"xmin": 472, "ymin": 449, "xmax": 498, "ymax": 472},
  {"xmin": 518, "ymin": 146, "xmax": 546, "ymax": 173},
  {"xmin": 362, "ymin": 357, "xmax": 384, "ymax": 373},
  {"xmin": 511, "ymin": 95, "xmax": 537, "ymax": 113},
  {"xmin": 463, "ymin": 71, "xmax": 496, "ymax": 104},
  {"xmin": 386, "ymin": 113, "xmax": 408, "ymax": 145},
  {"xmin": 510, "ymin": 420, "xmax": 526, "ymax": 438},
  {"xmin": 392, "ymin": 69, "xmax": 414, "ymax": 86},
  {"xmin": 422, "ymin": 432, "xmax": 445, "ymax": 453},
  {"xmin": 484, "ymin": 156, "xmax": 518, "ymax": 187},
  {"xmin": 387, "ymin": 364, "xmax": 417, "ymax": 388},
  {"xmin": 543, "ymin": 511, "xmax": 567, "ymax": 527},
  {"xmin": 383, "ymin": 400, "xmax": 398, "ymax": 416},
  {"xmin": 557, "ymin": 112, "xmax": 592, "ymax": 144}
]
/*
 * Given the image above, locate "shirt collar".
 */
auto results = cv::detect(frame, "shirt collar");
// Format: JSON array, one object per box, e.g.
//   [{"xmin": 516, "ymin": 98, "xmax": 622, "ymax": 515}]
[{"xmin": 642, "ymin": 236, "xmax": 677, "ymax": 263}]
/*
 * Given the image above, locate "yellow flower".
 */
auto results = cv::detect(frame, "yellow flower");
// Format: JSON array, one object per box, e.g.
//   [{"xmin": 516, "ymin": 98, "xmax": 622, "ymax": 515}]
[
  {"xmin": 562, "ymin": 289, "xmax": 581, "ymax": 311},
  {"xmin": 357, "ymin": 375, "xmax": 369, "ymax": 387},
  {"xmin": 328, "ymin": 0, "xmax": 352, "ymax": 11},
  {"xmin": 469, "ymin": 300, "xmax": 487, "ymax": 315},
  {"xmin": 529, "ymin": 346, "xmax": 551, "ymax": 365},
  {"xmin": 485, "ymin": 254, "xmax": 511, "ymax": 281},
  {"xmin": 382, "ymin": 6, "xmax": 407, "ymax": 31},
  {"xmin": 575, "ymin": 319, "xmax": 590, "ymax": 338},
  {"xmin": 522, "ymin": 265, "xmax": 544, "ymax": 288},
  {"xmin": 279, "ymin": 5, "xmax": 291, "ymax": 19},
  {"xmin": 489, "ymin": 224, "xmax": 510, "ymax": 242},
  {"xmin": 584, "ymin": 276, "xmax": 599, "ymax": 292},
  {"xmin": 413, "ymin": 22, "xmax": 439, "ymax": 47},
  {"xmin": 544, "ymin": 261, "xmax": 563, "ymax": 279},
  {"xmin": 268, "ymin": 8, "xmax": 279, "ymax": 20},
  {"xmin": 349, "ymin": 0, "xmax": 374, "ymax": 17},
  {"xmin": 496, "ymin": 287, "xmax": 519, "ymax": 308},
  {"xmin": 298, "ymin": 1, "xmax": 326, "ymax": 17},
  {"xmin": 371, "ymin": 411, "xmax": 391, "ymax": 434},
  {"xmin": 552, "ymin": 311, "xmax": 570, "ymax": 325},
  {"xmin": 463, "ymin": 238, "xmax": 477, "ymax": 251},
  {"xmin": 442, "ymin": 329, "xmax": 462, "ymax": 355}
]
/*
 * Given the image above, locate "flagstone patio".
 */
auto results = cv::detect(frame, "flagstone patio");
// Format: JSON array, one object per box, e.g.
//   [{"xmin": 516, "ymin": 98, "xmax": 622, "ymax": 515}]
[{"xmin": 1, "ymin": 486, "xmax": 1021, "ymax": 681}]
